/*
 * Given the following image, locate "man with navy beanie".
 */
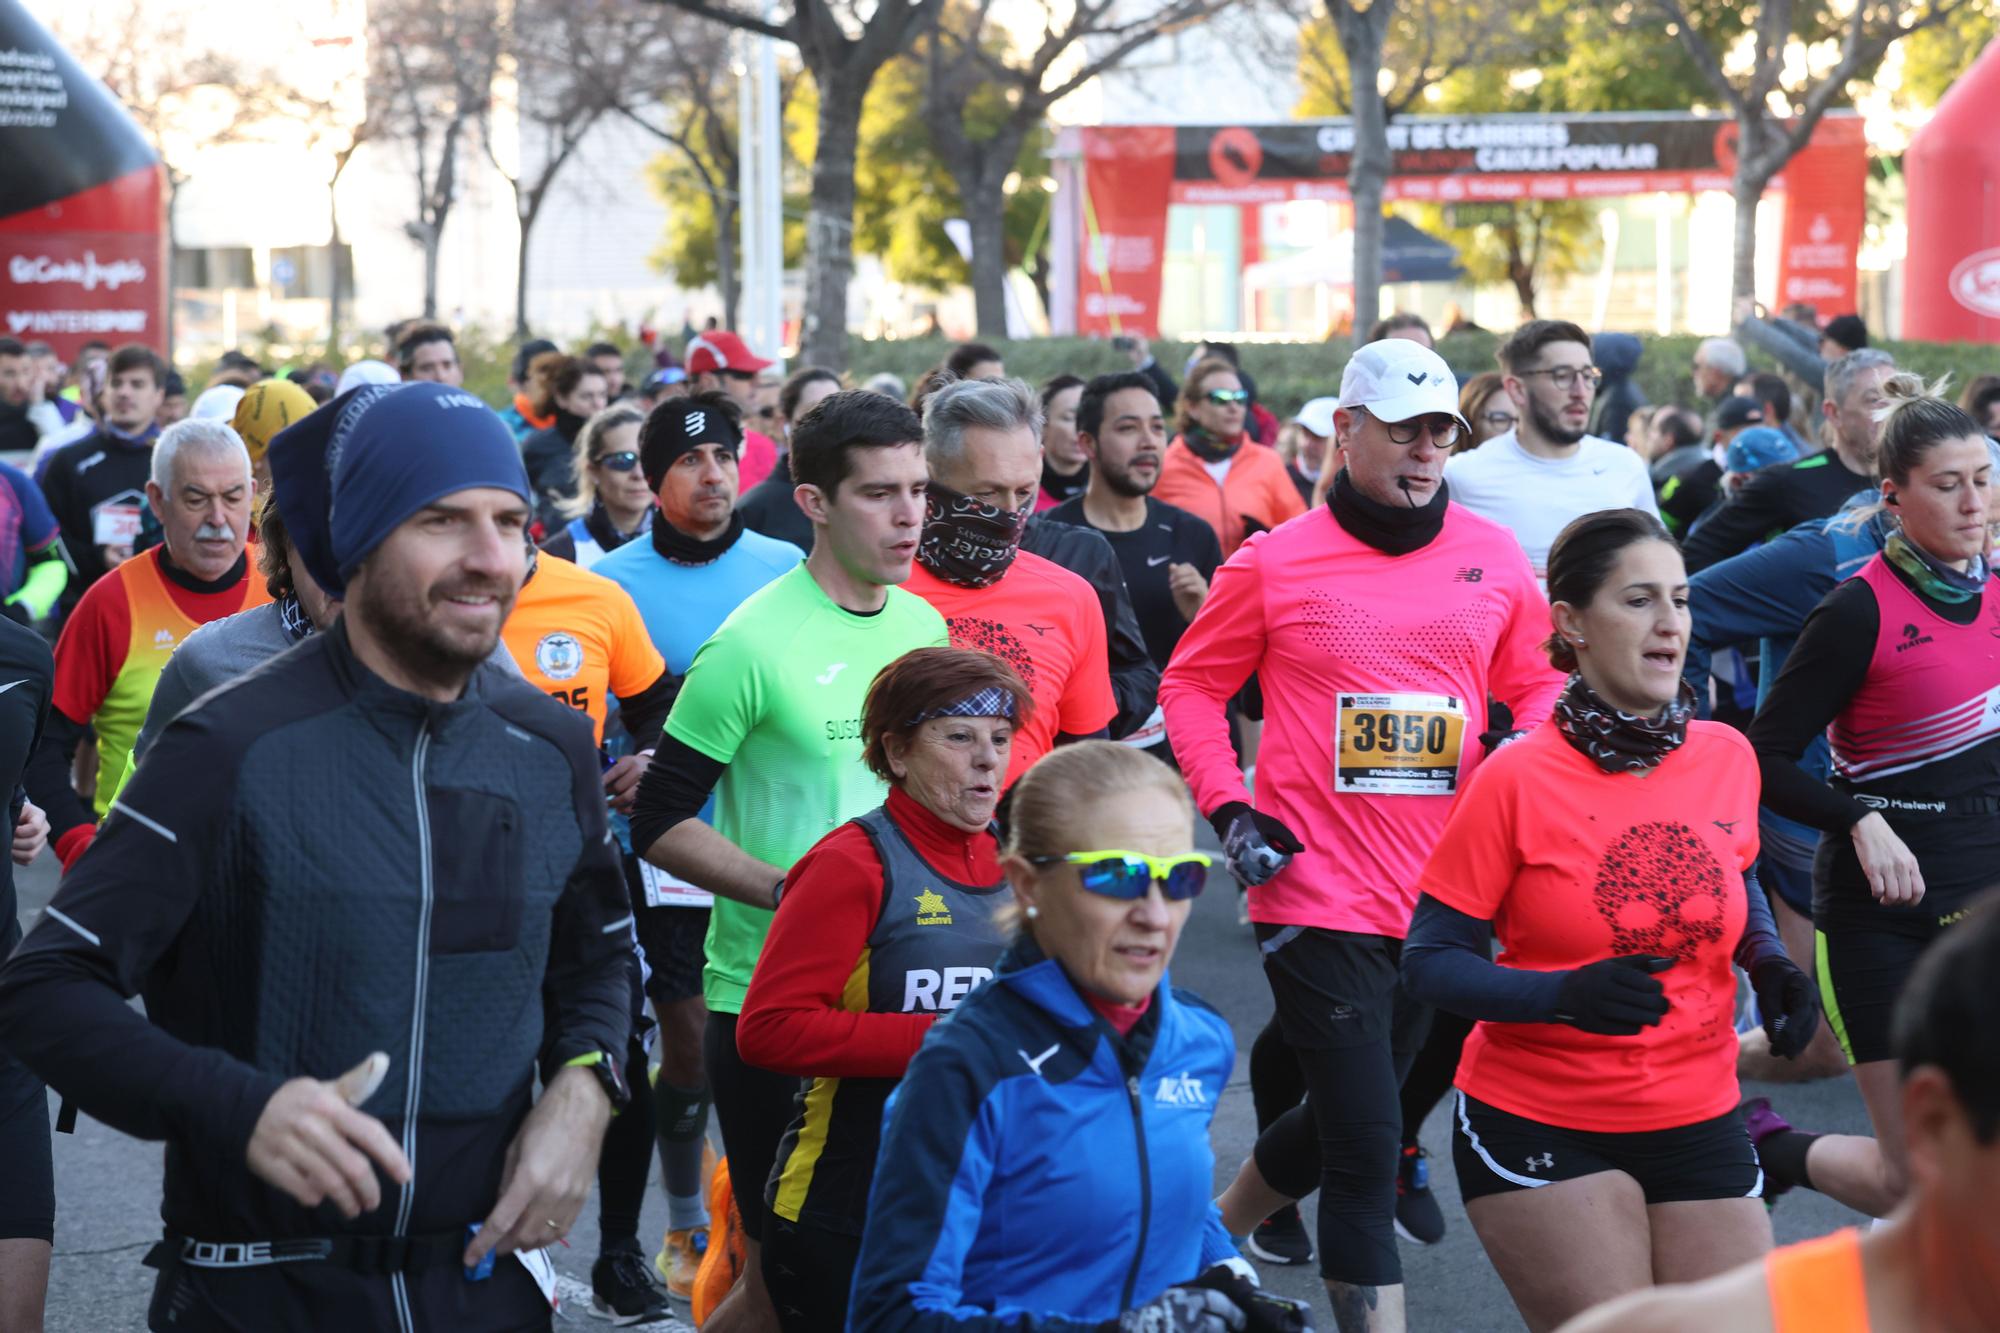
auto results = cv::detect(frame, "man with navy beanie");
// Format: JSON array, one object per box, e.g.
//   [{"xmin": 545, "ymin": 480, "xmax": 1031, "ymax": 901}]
[{"xmin": 0, "ymin": 381, "xmax": 635, "ymax": 1332}]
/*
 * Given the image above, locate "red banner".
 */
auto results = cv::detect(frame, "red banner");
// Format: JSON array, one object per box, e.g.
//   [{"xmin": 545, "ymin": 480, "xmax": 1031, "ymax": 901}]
[
  {"xmin": 1075, "ymin": 113, "xmax": 1868, "ymax": 337},
  {"xmin": 0, "ymin": 168, "xmax": 168, "ymax": 361},
  {"xmin": 1773, "ymin": 115, "xmax": 1867, "ymax": 315}
]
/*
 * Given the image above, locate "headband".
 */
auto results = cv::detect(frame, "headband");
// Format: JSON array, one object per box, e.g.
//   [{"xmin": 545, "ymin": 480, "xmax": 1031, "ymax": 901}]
[{"xmin": 907, "ymin": 687, "xmax": 1019, "ymax": 727}]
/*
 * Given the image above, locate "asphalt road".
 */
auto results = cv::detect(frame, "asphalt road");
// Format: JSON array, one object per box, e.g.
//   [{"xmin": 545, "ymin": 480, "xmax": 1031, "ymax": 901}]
[{"xmin": 17, "ymin": 828, "xmax": 1874, "ymax": 1332}]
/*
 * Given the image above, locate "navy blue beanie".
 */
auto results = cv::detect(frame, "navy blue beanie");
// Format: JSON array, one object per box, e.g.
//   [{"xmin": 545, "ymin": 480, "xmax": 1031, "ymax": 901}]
[{"xmin": 266, "ymin": 382, "xmax": 529, "ymax": 597}]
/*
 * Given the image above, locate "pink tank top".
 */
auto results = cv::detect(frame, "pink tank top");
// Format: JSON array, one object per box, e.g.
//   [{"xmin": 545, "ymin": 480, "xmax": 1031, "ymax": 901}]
[{"xmin": 1828, "ymin": 554, "xmax": 2000, "ymax": 786}]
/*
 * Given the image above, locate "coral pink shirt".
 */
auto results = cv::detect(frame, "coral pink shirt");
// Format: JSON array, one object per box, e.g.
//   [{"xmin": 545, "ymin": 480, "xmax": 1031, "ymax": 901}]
[{"xmin": 1159, "ymin": 504, "xmax": 1562, "ymax": 938}]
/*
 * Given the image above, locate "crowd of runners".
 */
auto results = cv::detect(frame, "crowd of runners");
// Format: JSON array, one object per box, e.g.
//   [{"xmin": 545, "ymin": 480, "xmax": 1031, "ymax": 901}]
[{"xmin": 0, "ymin": 310, "xmax": 1994, "ymax": 1333}]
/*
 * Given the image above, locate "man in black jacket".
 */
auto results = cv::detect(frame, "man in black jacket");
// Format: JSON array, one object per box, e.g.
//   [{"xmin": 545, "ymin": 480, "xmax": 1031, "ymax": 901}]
[{"xmin": 0, "ymin": 383, "xmax": 633, "ymax": 1332}]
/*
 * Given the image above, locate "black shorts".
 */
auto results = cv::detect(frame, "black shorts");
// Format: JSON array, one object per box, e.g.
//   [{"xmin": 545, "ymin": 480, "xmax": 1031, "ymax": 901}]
[
  {"xmin": 635, "ymin": 902, "xmax": 711, "ymax": 1008},
  {"xmin": 1255, "ymin": 924, "xmax": 1400, "ymax": 1050},
  {"xmin": 0, "ymin": 921, "xmax": 52, "ymax": 1242},
  {"xmin": 1818, "ymin": 917, "xmax": 1950, "ymax": 1067},
  {"xmin": 1452, "ymin": 1092, "xmax": 1763, "ymax": 1206}
]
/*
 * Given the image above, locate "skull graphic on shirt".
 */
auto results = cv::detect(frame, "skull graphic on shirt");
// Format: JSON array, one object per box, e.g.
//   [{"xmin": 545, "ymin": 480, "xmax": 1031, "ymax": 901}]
[{"xmin": 1592, "ymin": 821, "xmax": 1728, "ymax": 961}]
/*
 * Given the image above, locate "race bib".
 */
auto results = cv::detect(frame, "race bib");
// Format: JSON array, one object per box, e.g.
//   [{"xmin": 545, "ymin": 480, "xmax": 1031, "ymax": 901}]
[
  {"xmin": 1333, "ymin": 692, "xmax": 1466, "ymax": 796},
  {"xmin": 640, "ymin": 859, "xmax": 714, "ymax": 909},
  {"xmin": 92, "ymin": 503, "xmax": 142, "ymax": 548}
]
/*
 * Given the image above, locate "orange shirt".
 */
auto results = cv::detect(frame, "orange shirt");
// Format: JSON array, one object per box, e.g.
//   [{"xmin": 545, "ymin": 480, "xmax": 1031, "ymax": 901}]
[
  {"xmin": 1414, "ymin": 721, "xmax": 1758, "ymax": 1131},
  {"xmin": 1767, "ymin": 1229, "xmax": 1870, "ymax": 1333},
  {"xmin": 1151, "ymin": 437, "xmax": 1306, "ymax": 557},
  {"xmin": 502, "ymin": 552, "xmax": 665, "ymax": 745},
  {"xmin": 903, "ymin": 551, "xmax": 1116, "ymax": 788}
]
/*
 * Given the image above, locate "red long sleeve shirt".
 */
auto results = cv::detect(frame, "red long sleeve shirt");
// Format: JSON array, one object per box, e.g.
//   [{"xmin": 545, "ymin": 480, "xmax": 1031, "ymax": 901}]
[{"xmin": 738, "ymin": 786, "xmax": 1002, "ymax": 1079}]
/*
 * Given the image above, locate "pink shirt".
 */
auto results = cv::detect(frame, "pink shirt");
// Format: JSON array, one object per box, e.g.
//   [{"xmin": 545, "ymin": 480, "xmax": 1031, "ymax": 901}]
[{"xmin": 1159, "ymin": 504, "xmax": 1563, "ymax": 938}]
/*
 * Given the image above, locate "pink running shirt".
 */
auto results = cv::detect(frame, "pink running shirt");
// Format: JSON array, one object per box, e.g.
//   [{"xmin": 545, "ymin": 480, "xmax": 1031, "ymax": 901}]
[{"xmin": 1160, "ymin": 504, "xmax": 1563, "ymax": 938}]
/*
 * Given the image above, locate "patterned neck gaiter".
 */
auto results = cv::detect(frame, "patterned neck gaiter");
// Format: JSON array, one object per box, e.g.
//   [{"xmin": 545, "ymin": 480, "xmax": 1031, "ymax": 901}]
[
  {"xmin": 918, "ymin": 482, "xmax": 1031, "ymax": 588},
  {"xmin": 1552, "ymin": 672, "xmax": 1694, "ymax": 774},
  {"xmin": 1883, "ymin": 530, "xmax": 1988, "ymax": 605}
]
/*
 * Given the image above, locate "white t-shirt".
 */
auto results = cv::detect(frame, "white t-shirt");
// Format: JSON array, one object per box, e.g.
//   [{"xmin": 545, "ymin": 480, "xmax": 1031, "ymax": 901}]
[{"xmin": 1443, "ymin": 430, "xmax": 1661, "ymax": 578}]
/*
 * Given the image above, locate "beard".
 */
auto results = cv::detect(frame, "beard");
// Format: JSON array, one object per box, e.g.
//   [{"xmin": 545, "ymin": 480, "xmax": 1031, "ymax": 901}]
[
  {"xmin": 1099, "ymin": 453, "xmax": 1159, "ymax": 499},
  {"xmin": 349, "ymin": 570, "xmax": 516, "ymax": 692},
  {"xmin": 1527, "ymin": 392, "xmax": 1587, "ymax": 447}
]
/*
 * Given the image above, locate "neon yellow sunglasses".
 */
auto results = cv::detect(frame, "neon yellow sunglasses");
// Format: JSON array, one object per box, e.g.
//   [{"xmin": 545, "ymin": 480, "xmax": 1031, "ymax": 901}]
[{"xmin": 1026, "ymin": 850, "xmax": 1212, "ymax": 901}]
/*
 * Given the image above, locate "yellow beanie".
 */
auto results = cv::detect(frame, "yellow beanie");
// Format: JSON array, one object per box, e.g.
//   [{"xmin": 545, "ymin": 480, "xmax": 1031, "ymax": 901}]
[{"xmin": 232, "ymin": 380, "xmax": 318, "ymax": 463}]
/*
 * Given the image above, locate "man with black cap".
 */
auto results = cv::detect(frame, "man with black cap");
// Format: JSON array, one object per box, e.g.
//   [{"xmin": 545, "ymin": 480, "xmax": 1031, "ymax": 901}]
[
  {"xmin": 0, "ymin": 381, "xmax": 634, "ymax": 1332},
  {"xmin": 594, "ymin": 389, "xmax": 802, "ymax": 1299},
  {"xmin": 1658, "ymin": 395, "xmax": 1765, "ymax": 536}
]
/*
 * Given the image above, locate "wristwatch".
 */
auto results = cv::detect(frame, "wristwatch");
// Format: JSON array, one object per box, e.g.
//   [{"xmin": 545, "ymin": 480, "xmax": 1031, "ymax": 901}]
[{"xmin": 563, "ymin": 1049, "xmax": 631, "ymax": 1112}]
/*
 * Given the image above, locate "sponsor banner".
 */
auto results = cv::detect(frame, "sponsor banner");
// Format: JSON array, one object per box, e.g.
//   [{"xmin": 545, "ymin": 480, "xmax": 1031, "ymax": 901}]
[
  {"xmin": 0, "ymin": 167, "xmax": 166, "ymax": 360},
  {"xmin": 1077, "ymin": 112, "xmax": 1864, "ymax": 337}
]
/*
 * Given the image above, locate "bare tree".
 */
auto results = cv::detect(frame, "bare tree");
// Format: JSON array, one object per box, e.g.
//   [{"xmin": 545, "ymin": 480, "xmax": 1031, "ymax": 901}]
[
  {"xmin": 52, "ymin": 0, "xmax": 288, "ymax": 353},
  {"xmin": 367, "ymin": 0, "xmax": 502, "ymax": 320},
  {"xmin": 647, "ymin": 0, "xmax": 947, "ymax": 369},
  {"xmin": 923, "ymin": 0, "xmax": 1229, "ymax": 336},
  {"xmin": 1255, "ymin": 0, "xmax": 1514, "ymax": 348},
  {"xmin": 1649, "ymin": 0, "xmax": 1967, "ymax": 306}
]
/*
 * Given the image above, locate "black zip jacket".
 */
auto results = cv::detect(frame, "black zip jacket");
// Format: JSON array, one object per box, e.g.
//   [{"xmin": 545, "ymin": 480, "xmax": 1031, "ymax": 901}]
[
  {"xmin": 0, "ymin": 617, "xmax": 631, "ymax": 1330},
  {"xmin": 1021, "ymin": 516, "xmax": 1159, "ymax": 740}
]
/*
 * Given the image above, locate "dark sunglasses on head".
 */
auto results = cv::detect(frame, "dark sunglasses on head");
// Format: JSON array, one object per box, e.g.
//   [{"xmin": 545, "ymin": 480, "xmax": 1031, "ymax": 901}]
[
  {"xmin": 1203, "ymin": 389, "xmax": 1250, "ymax": 406},
  {"xmin": 1026, "ymin": 849, "xmax": 1212, "ymax": 901},
  {"xmin": 593, "ymin": 451, "xmax": 642, "ymax": 472}
]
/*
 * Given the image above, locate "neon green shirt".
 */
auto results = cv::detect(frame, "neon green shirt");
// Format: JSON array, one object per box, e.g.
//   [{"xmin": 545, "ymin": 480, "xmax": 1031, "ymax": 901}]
[{"xmin": 663, "ymin": 563, "xmax": 949, "ymax": 1012}]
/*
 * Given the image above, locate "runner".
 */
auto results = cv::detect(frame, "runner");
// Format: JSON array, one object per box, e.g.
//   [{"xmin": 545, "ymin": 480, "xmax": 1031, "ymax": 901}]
[
  {"xmin": 901, "ymin": 376, "xmax": 1116, "ymax": 787},
  {"xmin": 0, "ymin": 613, "xmax": 55, "ymax": 1333},
  {"xmin": 594, "ymin": 391, "xmax": 803, "ymax": 1302},
  {"xmin": 1398, "ymin": 508, "xmax": 1817, "ymax": 1332},
  {"xmin": 393, "ymin": 322, "xmax": 463, "ymax": 387},
  {"xmin": 1685, "ymin": 497, "xmax": 1888, "ymax": 1083},
  {"xmin": 627, "ymin": 388, "xmax": 946, "ymax": 1332},
  {"xmin": 848, "ymin": 742, "xmax": 1275, "ymax": 1332},
  {"xmin": 1742, "ymin": 379, "xmax": 2000, "ymax": 1220},
  {"xmin": 38, "ymin": 343, "xmax": 167, "ymax": 609},
  {"xmin": 1442, "ymin": 320, "xmax": 1659, "ymax": 581},
  {"xmin": 0, "ymin": 381, "xmax": 633, "ymax": 1333},
  {"xmin": 737, "ymin": 368, "xmax": 841, "ymax": 554},
  {"xmin": 500, "ymin": 541, "xmax": 679, "ymax": 1327},
  {"xmin": 1151, "ymin": 358, "xmax": 1304, "ymax": 557},
  {"xmin": 1559, "ymin": 893, "xmax": 2000, "ymax": 1333},
  {"xmin": 1046, "ymin": 370, "xmax": 1221, "ymax": 760},
  {"xmin": 24, "ymin": 420, "xmax": 269, "ymax": 872},
  {"xmin": 521, "ymin": 355, "xmax": 611, "ymax": 534},
  {"xmin": 684, "ymin": 331, "xmax": 780, "ymax": 492},
  {"xmin": 736, "ymin": 648, "xmax": 1027, "ymax": 1329},
  {"xmin": 1164, "ymin": 337, "xmax": 1564, "ymax": 1333},
  {"xmin": 539, "ymin": 404, "xmax": 653, "ymax": 568},
  {"xmin": 1035, "ymin": 374, "xmax": 1089, "ymax": 510}
]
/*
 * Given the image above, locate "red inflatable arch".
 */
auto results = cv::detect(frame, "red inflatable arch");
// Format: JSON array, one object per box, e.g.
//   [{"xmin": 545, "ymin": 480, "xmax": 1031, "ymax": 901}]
[{"xmin": 1904, "ymin": 39, "xmax": 2000, "ymax": 343}]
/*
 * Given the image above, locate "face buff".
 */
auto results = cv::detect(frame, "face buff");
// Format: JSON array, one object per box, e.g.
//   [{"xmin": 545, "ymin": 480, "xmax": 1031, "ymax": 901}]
[{"xmin": 918, "ymin": 482, "xmax": 1030, "ymax": 588}]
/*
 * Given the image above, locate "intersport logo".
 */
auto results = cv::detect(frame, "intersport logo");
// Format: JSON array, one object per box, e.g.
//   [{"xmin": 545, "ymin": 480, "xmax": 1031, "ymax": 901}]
[{"xmin": 8, "ymin": 253, "xmax": 148, "ymax": 292}]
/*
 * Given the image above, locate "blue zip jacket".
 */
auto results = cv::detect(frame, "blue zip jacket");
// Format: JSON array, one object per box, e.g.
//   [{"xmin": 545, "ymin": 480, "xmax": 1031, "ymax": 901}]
[
  {"xmin": 1685, "ymin": 501, "xmax": 1885, "ymax": 862},
  {"xmin": 848, "ymin": 936, "xmax": 1238, "ymax": 1331}
]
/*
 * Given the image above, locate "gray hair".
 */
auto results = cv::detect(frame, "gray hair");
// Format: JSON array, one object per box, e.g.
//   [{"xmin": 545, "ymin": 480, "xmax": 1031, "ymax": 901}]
[
  {"xmin": 1825, "ymin": 348, "xmax": 1896, "ymax": 406},
  {"xmin": 151, "ymin": 418, "xmax": 251, "ymax": 492},
  {"xmin": 1695, "ymin": 337, "xmax": 1746, "ymax": 378},
  {"xmin": 921, "ymin": 375, "xmax": 1045, "ymax": 474},
  {"xmin": 563, "ymin": 403, "xmax": 647, "ymax": 519}
]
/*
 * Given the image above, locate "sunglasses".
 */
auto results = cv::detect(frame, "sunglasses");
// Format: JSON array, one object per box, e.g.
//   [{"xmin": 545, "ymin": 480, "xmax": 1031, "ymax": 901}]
[
  {"xmin": 593, "ymin": 451, "xmax": 641, "ymax": 472},
  {"xmin": 1026, "ymin": 849, "xmax": 1212, "ymax": 901},
  {"xmin": 1203, "ymin": 389, "xmax": 1250, "ymax": 406}
]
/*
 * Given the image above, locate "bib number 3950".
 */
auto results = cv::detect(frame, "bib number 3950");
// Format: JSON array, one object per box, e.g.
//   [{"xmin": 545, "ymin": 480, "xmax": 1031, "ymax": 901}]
[{"xmin": 1333, "ymin": 693, "xmax": 1466, "ymax": 796}]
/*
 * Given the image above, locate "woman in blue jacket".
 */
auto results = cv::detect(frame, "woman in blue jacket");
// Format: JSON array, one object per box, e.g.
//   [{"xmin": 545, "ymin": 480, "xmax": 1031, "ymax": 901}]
[{"xmin": 848, "ymin": 742, "xmax": 1256, "ymax": 1332}]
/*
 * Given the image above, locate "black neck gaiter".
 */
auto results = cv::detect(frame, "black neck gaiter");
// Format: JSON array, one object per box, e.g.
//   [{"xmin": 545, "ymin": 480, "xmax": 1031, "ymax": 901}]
[
  {"xmin": 918, "ymin": 483, "xmax": 1030, "ymax": 588},
  {"xmin": 1326, "ymin": 468, "xmax": 1447, "ymax": 555},
  {"xmin": 652, "ymin": 510, "xmax": 744, "ymax": 567}
]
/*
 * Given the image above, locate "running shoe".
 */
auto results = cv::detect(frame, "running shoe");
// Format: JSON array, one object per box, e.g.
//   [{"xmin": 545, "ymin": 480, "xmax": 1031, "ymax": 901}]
[
  {"xmin": 1394, "ymin": 1142, "xmax": 1446, "ymax": 1245},
  {"xmin": 1247, "ymin": 1203, "xmax": 1313, "ymax": 1266},
  {"xmin": 653, "ymin": 1225, "xmax": 708, "ymax": 1303},
  {"xmin": 589, "ymin": 1241, "xmax": 675, "ymax": 1326}
]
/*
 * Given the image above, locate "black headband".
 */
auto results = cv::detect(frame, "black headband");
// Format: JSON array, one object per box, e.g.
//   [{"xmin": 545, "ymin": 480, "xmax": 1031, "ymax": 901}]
[{"xmin": 642, "ymin": 402, "xmax": 743, "ymax": 489}]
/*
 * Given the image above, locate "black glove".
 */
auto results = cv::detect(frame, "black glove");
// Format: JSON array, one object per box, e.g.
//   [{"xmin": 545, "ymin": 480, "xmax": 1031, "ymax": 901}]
[
  {"xmin": 1210, "ymin": 801, "xmax": 1304, "ymax": 887},
  {"xmin": 1750, "ymin": 956, "xmax": 1821, "ymax": 1059},
  {"xmin": 1553, "ymin": 955, "xmax": 1674, "ymax": 1035},
  {"xmin": 1184, "ymin": 1262, "xmax": 1314, "ymax": 1333},
  {"xmin": 1111, "ymin": 1284, "xmax": 1246, "ymax": 1333}
]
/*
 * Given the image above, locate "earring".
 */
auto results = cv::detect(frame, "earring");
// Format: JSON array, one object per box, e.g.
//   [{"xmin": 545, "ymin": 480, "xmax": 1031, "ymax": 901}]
[
  {"xmin": 1571, "ymin": 636, "xmax": 1586, "ymax": 646},
  {"xmin": 1024, "ymin": 905, "xmax": 1039, "ymax": 920}
]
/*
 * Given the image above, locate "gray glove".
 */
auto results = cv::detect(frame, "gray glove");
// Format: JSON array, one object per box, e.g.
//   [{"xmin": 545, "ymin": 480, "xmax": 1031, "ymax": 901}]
[
  {"xmin": 1210, "ymin": 801, "xmax": 1304, "ymax": 887},
  {"xmin": 1114, "ymin": 1286, "xmax": 1248, "ymax": 1333}
]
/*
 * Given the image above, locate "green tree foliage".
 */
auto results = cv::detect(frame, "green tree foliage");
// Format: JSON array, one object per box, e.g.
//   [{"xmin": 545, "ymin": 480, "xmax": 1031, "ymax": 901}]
[
  {"xmin": 643, "ymin": 113, "xmax": 807, "ymax": 293},
  {"xmin": 1891, "ymin": 1, "xmax": 1999, "ymax": 106}
]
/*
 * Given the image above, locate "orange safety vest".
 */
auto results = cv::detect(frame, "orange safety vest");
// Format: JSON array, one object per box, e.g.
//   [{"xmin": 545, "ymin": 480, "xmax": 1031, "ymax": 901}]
[{"xmin": 1767, "ymin": 1228, "xmax": 1870, "ymax": 1333}]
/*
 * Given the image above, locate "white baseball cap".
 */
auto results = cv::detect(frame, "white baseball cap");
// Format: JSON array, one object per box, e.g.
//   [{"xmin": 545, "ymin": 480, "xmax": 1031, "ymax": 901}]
[
  {"xmin": 1336, "ymin": 339, "xmax": 1467, "ymax": 429},
  {"xmin": 1293, "ymin": 397, "xmax": 1338, "ymax": 438}
]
